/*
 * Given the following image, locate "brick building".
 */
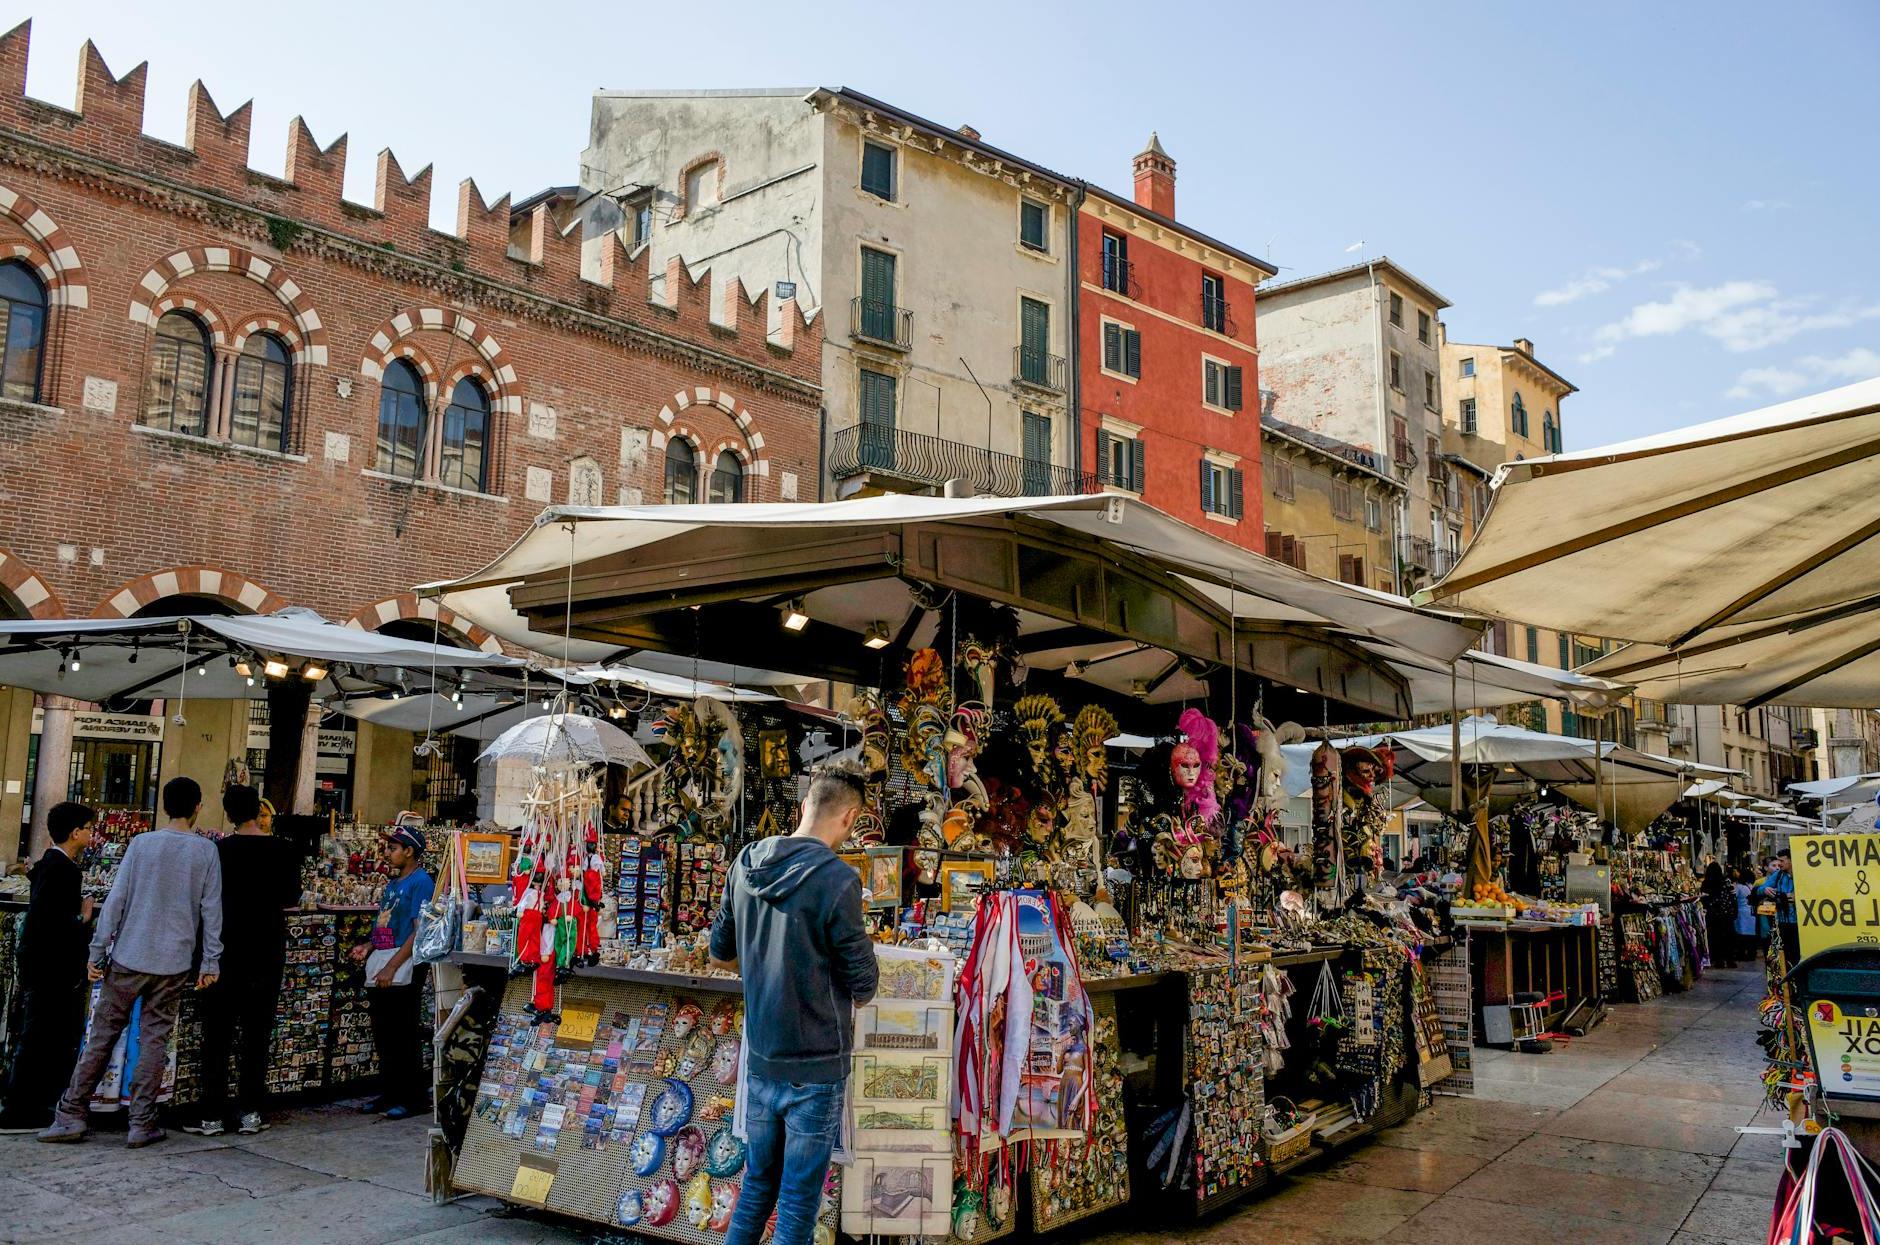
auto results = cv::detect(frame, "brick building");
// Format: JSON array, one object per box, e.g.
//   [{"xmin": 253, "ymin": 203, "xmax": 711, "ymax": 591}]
[
  {"xmin": 0, "ymin": 23, "xmax": 822, "ymax": 851},
  {"xmin": 1077, "ymin": 136, "xmax": 1275, "ymax": 547}
]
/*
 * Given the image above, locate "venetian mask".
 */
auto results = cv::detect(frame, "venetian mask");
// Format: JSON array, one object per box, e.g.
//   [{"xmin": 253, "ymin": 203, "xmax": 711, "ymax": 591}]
[
  {"xmin": 673, "ymin": 1126, "xmax": 707, "ymax": 1181},
  {"xmin": 708, "ymin": 1000, "xmax": 740, "ymax": 1038},
  {"xmin": 711, "ymin": 1037, "xmax": 740, "ymax": 1085},
  {"xmin": 708, "ymin": 1179, "xmax": 738, "ymax": 1231},
  {"xmin": 672, "ymin": 1000, "xmax": 703, "ymax": 1040},
  {"xmin": 1171, "ymin": 743, "xmax": 1203, "ymax": 790},
  {"xmin": 644, "ymin": 1178, "xmax": 679, "ymax": 1227}
]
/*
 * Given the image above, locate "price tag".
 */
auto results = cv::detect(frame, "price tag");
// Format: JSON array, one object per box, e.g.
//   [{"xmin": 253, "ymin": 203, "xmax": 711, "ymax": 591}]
[
  {"xmin": 556, "ymin": 999, "xmax": 602, "ymax": 1047},
  {"xmin": 510, "ymin": 1161, "xmax": 555, "ymax": 1206}
]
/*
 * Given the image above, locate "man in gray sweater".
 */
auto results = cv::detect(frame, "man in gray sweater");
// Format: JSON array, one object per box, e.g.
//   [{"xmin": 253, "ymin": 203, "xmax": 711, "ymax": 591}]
[{"xmin": 41, "ymin": 776, "xmax": 223, "ymax": 1148}]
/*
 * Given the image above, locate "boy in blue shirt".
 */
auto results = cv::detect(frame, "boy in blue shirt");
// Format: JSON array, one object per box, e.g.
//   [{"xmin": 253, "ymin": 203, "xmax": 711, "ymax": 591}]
[{"xmin": 348, "ymin": 820, "xmax": 433, "ymax": 1119}]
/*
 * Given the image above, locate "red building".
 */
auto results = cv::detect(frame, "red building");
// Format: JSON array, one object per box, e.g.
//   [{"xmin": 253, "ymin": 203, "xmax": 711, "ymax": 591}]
[{"xmin": 1076, "ymin": 136, "xmax": 1274, "ymax": 549}]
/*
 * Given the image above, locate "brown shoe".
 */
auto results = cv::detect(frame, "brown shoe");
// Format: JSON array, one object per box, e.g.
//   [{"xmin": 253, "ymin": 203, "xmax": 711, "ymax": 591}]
[
  {"xmin": 126, "ymin": 1126, "xmax": 166, "ymax": 1148},
  {"xmin": 37, "ymin": 1119, "xmax": 87, "ymax": 1144}
]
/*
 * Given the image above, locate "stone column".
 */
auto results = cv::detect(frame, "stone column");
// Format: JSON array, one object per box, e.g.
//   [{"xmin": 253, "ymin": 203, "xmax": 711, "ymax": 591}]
[
  {"xmin": 292, "ymin": 698, "xmax": 321, "ymax": 814},
  {"xmin": 28, "ymin": 695, "xmax": 77, "ymax": 860}
]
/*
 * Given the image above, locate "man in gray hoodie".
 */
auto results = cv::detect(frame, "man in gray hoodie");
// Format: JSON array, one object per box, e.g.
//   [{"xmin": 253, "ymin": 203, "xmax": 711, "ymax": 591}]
[
  {"xmin": 41, "ymin": 776, "xmax": 223, "ymax": 1148},
  {"xmin": 711, "ymin": 765, "xmax": 878, "ymax": 1245}
]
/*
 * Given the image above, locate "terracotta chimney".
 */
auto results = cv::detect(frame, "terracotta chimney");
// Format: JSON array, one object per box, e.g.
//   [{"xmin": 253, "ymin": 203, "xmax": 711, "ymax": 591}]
[
  {"xmin": 1132, "ymin": 132, "xmax": 1176, "ymax": 218},
  {"xmin": 1513, "ymin": 337, "xmax": 1535, "ymax": 356},
  {"xmin": 958, "ymin": 124, "xmax": 981, "ymax": 141}
]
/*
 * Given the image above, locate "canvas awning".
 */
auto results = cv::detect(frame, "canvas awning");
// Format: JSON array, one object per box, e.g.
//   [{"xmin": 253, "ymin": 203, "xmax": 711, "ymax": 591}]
[{"xmin": 1421, "ymin": 378, "xmax": 1880, "ymax": 706}]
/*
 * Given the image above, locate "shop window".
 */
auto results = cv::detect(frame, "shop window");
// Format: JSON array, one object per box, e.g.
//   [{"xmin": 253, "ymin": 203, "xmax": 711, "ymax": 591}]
[
  {"xmin": 143, "ymin": 311, "xmax": 213, "ymax": 437},
  {"xmin": 707, "ymin": 451, "xmax": 744, "ymax": 503},
  {"xmin": 439, "ymin": 377, "xmax": 491, "ymax": 492},
  {"xmin": 665, "ymin": 438, "xmax": 697, "ymax": 504},
  {"xmin": 230, "ymin": 333, "xmax": 292, "ymax": 452},
  {"xmin": 0, "ymin": 259, "xmax": 47, "ymax": 404},
  {"xmin": 375, "ymin": 358, "xmax": 428, "ymax": 481}
]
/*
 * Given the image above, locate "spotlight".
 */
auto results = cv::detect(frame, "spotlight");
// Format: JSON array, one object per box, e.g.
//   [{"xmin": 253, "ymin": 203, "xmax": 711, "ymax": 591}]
[
  {"xmin": 863, "ymin": 621, "xmax": 891, "ymax": 650},
  {"xmin": 264, "ymin": 659, "xmax": 290, "ymax": 680},
  {"xmin": 128, "ymin": 641, "xmax": 139, "ymax": 665},
  {"xmin": 196, "ymin": 664, "xmax": 206, "ymax": 676},
  {"xmin": 66, "ymin": 649, "xmax": 81, "ymax": 673},
  {"xmin": 245, "ymin": 675, "xmax": 256, "ymax": 688},
  {"xmin": 301, "ymin": 663, "xmax": 328, "ymax": 682},
  {"xmin": 234, "ymin": 660, "xmax": 252, "ymax": 678},
  {"xmin": 389, "ymin": 688, "xmax": 401, "ymax": 700},
  {"xmin": 1064, "ymin": 660, "xmax": 1087, "ymax": 679},
  {"xmin": 781, "ymin": 599, "xmax": 809, "ymax": 632}
]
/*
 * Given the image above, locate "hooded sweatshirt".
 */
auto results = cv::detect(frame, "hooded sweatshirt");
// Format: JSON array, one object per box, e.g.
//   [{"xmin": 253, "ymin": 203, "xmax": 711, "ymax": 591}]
[{"xmin": 709, "ymin": 835, "xmax": 878, "ymax": 1083}]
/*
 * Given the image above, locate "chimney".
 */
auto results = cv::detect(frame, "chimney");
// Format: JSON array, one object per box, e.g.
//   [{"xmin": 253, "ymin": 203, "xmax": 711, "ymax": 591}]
[
  {"xmin": 1132, "ymin": 132, "xmax": 1176, "ymax": 218},
  {"xmin": 1513, "ymin": 337, "xmax": 1535, "ymax": 356},
  {"xmin": 957, "ymin": 124, "xmax": 981, "ymax": 141}
]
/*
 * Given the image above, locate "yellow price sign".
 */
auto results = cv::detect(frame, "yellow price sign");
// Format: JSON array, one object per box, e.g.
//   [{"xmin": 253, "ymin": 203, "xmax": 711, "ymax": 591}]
[
  {"xmin": 1792, "ymin": 834, "xmax": 1880, "ymax": 960},
  {"xmin": 555, "ymin": 998, "xmax": 603, "ymax": 1047},
  {"xmin": 509, "ymin": 1161, "xmax": 555, "ymax": 1206}
]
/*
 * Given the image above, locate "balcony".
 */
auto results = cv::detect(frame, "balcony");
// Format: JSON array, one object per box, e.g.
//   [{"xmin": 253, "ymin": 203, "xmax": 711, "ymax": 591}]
[
  {"xmin": 1100, "ymin": 255, "xmax": 1140, "ymax": 300},
  {"xmin": 851, "ymin": 297, "xmax": 912, "ymax": 350},
  {"xmin": 1012, "ymin": 345, "xmax": 1067, "ymax": 393},
  {"xmin": 830, "ymin": 424, "xmax": 1097, "ymax": 498},
  {"xmin": 1399, "ymin": 535, "xmax": 1435, "ymax": 572},
  {"xmin": 1202, "ymin": 294, "xmax": 1236, "ymax": 336}
]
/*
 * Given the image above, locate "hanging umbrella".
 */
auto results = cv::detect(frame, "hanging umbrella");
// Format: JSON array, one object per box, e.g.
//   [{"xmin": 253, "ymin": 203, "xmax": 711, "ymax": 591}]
[{"xmin": 477, "ymin": 712, "xmax": 652, "ymax": 769}]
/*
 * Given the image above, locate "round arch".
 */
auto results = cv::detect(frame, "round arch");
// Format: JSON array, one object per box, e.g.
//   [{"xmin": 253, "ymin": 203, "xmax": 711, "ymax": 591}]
[
  {"xmin": 128, "ymin": 247, "xmax": 326, "ymax": 364},
  {"xmin": 94, "ymin": 565, "xmax": 285, "ymax": 619},
  {"xmin": 359, "ymin": 307, "xmax": 519, "ymax": 416},
  {"xmin": 0, "ymin": 546, "xmax": 63, "ymax": 619},
  {"xmin": 342, "ymin": 594, "xmax": 502, "ymax": 654},
  {"xmin": 0, "ymin": 182, "xmax": 88, "ymax": 308},
  {"xmin": 656, "ymin": 385, "xmax": 768, "ymax": 485}
]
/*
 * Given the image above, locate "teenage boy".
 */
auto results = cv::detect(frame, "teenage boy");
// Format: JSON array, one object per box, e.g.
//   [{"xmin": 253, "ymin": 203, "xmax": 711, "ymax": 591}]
[
  {"xmin": 711, "ymin": 766, "xmax": 878, "ymax": 1245},
  {"xmin": 349, "ymin": 820, "xmax": 433, "ymax": 1119},
  {"xmin": 42, "ymin": 777, "xmax": 223, "ymax": 1148},
  {"xmin": 185, "ymin": 784, "xmax": 304, "ymax": 1137},
  {"xmin": 0, "ymin": 803, "xmax": 96, "ymax": 1133}
]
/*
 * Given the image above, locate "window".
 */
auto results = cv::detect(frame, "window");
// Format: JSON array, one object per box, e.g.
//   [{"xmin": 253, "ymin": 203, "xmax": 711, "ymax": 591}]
[
  {"xmin": 1337, "ymin": 553, "xmax": 1366, "ymax": 586},
  {"xmin": 857, "ymin": 367, "xmax": 897, "ymax": 469},
  {"xmin": 1202, "ymin": 272, "xmax": 1227, "ymax": 332},
  {"xmin": 1460, "ymin": 397, "xmax": 1477, "ymax": 434},
  {"xmin": 1388, "ymin": 291, "xmax": 1403, "ymax": 327},
  {"xmin": 1557, "ymin": 631, "xmax": 1570, "ymax": 668},
  {"xmin": 1526, "ymin": 626, "xmax": 1539, "ymax": 664},
  {"xmin": 144, "ymin": 311, "xmax": 213, "ymax": 436},
  {"xmin": 858, "ymin": 247, "xmax": 899, "ymax": 343},
  {"xmin": 1095, "ymin": 428, "xmax": 1144, "ymax": 491},
  {"xmin": 0, "ymin": 260, "xmax": 46, "ymax": 403},
  {"xmin": 1511, "ymin": 391, "xmax": 1529, "ymax": 437},
  {"xmin": 374, "ymin": 358, "xmax": 427, "ymax": 480},
  {"xmin": 1423, "ymin": 369, "xmax": 1436, "ymax": 409},
  {"xmin": 1364, "ymin": 495, "xmax": 1383, "ymax": 532},
  {"xmin": 630, "ymin": 194, "xmax": 653, "ymax": 248},
  {"xmin": 1417, "ymin": 310, "xmax": 1431, "ymax": 345},
  {"xmin": 1102, "ymin": 321, "xmax": 1141, "ymax": 379},
  {"xmin": 1268, "ymin": 456, "xmax": 1295, "ymax": 501},
  {"xmin": 230, "ymin": 333, "xmax": 291, "ymax": 452},
  {"xmin": 1018, "ymin": 297, "xmax": 1051, "ymax": 385},
  {"xmin": 664, "ymin": 438, "xmax": 697, "ymax": 504},
  {"xmin": 1101, "ymin": 231, "xmax": 1129, "ymax": 293},
  {"xmin": 1331, "ymin": 478, "xmax": 1355, "ymax": 520},
  {"xmin": 1019, "ymin": 198, "xmax": 1048, "ymax": 252},
  {"xmin": 861, "ymin": 141, "xmax": 896, "ymax": 200},
  {"xmin": 439, "ymin": 377, "xmax": 491, "ymax": 492},
  {"xmin": 1388, "ymin": 350, "xmax": 1402, "ymax": 391},
  {"xmin": 1264, "ymin": 530, "xmax": 1307, "ymax": 570},
  {"xmin": 1200, "ymin": 458, "xmax": 1244, "ymax": 519},
  {"xmin": 1203, "ymin": 358, "xmax": 1243, "ymax": 411},
  {"xmin": 1459, "ymin": 356, "xmax": 1475, "ymax": 378},
  {"xmin": 684, "ymin": 159, "xmax": 719, "ymax": 213},
  {"xmin": 1542, "ymin": 412, "xmax": 1558, "ymax": 453},
  {"xmin": 708, "ymin": 451, "xmax": 744, "ymax": 503},
  {"xmin": 1021, "ymin": 411, "xmax": 1051, "ymax": 496}
]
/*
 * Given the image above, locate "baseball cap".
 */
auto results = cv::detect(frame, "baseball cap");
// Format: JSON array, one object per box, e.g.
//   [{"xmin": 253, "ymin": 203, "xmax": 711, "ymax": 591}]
[{"xmin": 384, "ymin": 823, "xmax": 426, "ymax": 853}]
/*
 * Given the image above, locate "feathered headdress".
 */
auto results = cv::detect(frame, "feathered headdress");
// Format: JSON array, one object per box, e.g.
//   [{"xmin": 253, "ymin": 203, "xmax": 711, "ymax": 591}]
[{"xmin": 1176, "ymin": 708, "xmax": 1220, "ymax": 823}]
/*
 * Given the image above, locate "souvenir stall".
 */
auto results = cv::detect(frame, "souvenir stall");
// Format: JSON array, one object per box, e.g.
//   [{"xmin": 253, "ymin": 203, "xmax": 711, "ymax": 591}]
[{"xmin": 410, "ymin": 495, "xmax": 1534, "ymax": 1240}]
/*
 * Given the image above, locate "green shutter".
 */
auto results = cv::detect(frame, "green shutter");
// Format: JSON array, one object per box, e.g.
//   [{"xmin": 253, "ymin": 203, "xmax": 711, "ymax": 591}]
[
  {"xmin": 1124, "ymin": 329, "xmax": 1141, "ymax": 378},
  {"xmin": 1096, "ymin": 429, "xmax": 1113, "ymax": 484},
  {"xmin": 1103, "ymin": 323, "xmax": 1121, "ymax": 372},
  {"xmin": 1130, "ymin": 437, "xmax": 1145, "ymax": 491},
  {"xmin": 1200, "ymin": 459, "xmax": 1214, "ymax": 512},
  {"xmin": 1557, "ymin": 633, "xmax": 1570, "ymax": 668},
  {"xmin": 1204, "ymin": 361, "xmax": 1220, "ymax": 407},
  {"xmin": 1229, "ymin": 468, "xmax": 1245, "ymax": 518},
  {"xmin": 861, "ymin": 248, "xmax": 895, "ymax": 309},
  {"xmin": 1225, "ymin": 366, "xmax": 1243, "ymax": 411}
]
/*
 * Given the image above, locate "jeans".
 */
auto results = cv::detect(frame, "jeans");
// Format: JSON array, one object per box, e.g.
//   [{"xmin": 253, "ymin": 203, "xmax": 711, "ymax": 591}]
[
  {"xmin": 724, "ymin": 1071, "xmax": 843, "ymax": 1245},
  {"xmin": 0, "ymin": 977, "xmax": 86, "ymax": 1127},
  {"xmin": 198, "ymin": 960, "xmax": 283, "ymax": 1121},
  {"xmin": 55, "ymin": 966, "xmax": 190, "ymax": 1131},
  {"xmin": 366, "ymin": 980, "xmax": 426, "ymax": 1108}
]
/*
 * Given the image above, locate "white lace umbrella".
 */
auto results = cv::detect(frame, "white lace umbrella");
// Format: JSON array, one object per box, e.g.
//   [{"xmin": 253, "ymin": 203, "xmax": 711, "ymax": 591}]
[{"xmin": 477, "ymin": 712, "xmax": 652, "ymax": 769}]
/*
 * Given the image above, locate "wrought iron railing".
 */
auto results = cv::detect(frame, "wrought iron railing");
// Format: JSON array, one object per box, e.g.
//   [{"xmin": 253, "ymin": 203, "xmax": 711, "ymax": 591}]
[
  {"xmin": 850, "ymin": 296, "xmax": 912, "ymax": 350},
  {"xmin": 830, "ymin": 424, "xmax": 1097, "ymax": 497},
  {"xmin": 1399, "ymin": 535, "xmax": 1435, "ymax": 570},
  {"xmin": 1012, "ymin": 346, "xmax": 1067, "ymax": 392},
  {"xmin": 1202, "ymin": 294, "xmax": 1235, "ymax": 335},
  {"xmin": 1100, "ymin": 255, "xmax": 1139, "ymax": 299}
]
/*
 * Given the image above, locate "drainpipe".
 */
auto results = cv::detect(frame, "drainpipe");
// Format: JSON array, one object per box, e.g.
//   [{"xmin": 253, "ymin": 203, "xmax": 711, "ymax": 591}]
[
  {"xmin": 816, "ymin": 404, "xmax": 827, "ymax": 502},
  {"xmin": 1068, "ymin": 181, "xmax": 1086, "ymax": 483}
]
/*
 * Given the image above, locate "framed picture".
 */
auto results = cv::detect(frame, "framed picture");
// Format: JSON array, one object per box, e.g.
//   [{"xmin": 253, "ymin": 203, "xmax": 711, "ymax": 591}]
[
  {"xmin": 864, "ymin": 846, "xmax": 904, "ymax": 910},
  {"xmin": 462, "ymin": 831, "xmax": 513, "ymax": 885},
  {"xmin": 938, "ymin": 858, "xmax": 995, "ymax": 914},
  {"xmin": 757, "ymin": 729, "xmax": 792, "ymax": 779},
  {"xmin": 839, "ymin": 852, "xmax": 868, "ymax": 894}
]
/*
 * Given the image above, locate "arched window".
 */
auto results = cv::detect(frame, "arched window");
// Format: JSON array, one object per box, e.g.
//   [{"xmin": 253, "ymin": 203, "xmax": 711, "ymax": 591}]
[
  {"xmin": 0, "ymin": 260, "xmax": 47, "ymax": 404},
  {"xmin": 1542, "ymin": 411, "xmax": 1557, "ymax": 453},
  {"xmin": 1510, "ymin": 391, "xmax": 1528, "ymax": 438},
  {"xmin": 439, "ymin": 377, "xmax": 491, "ymax": 493},
  {"xmin": 664, "ymin": 438, "xmax": 697, "ymax": 504},
  {"xmin": 231, "ymin": 333, "xmax": 291, "ymax": 451},
  {"xmin": 375, "ymin": 358, "xmax": 428, "ymax": 481},
  {"xmin": 707, "ymin": 450, "xmax": 744, "ymax": 503},
  {"xmin": 144, "ymin": 311, "xmax": 213, "ymax": 436}
]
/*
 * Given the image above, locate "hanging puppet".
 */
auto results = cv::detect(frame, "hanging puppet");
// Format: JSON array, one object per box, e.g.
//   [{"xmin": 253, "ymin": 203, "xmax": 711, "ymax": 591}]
[
  {"xmin": 1339, "ymin": 745, "xmax": 1393, "ymax": 882},
  {"xmin": 1309, "ymin": 740, "xmax": 1343, "ymax": 890}
]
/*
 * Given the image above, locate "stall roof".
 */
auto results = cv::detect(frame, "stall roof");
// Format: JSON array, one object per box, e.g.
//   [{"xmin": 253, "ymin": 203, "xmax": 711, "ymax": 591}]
[{"xmin": 1421, "ymin": 377, "xmax": 1880, "ymax": 706}]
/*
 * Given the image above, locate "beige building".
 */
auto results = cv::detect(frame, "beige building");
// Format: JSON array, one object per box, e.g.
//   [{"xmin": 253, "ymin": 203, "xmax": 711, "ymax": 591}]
[
  {"xmin": 1813, "ymin": 709, "xmax": 1880, "ymax": 779},
  {"xmin": 581, "ymin": 87, "xmax": 1082, "ymax": 499},
  {"xmin": 1259, "ymin": 413, "xmax": 1403, "ymax": 591},
  {"xmin": 1256, "ymin": 258, "xmax": 1451, "ymax": 593}
]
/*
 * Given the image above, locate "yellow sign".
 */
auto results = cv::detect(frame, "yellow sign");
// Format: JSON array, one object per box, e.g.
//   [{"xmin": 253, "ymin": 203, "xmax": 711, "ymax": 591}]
[
  {"xmin": 1792, "ymin": 834, "xmax": 1880, "ymax": 960},
  {"xmin": 555, "ymin": 998, "xmax": 602, "ymax": 1047},
  {"xmin": 509, "ymin": 1161, "xmax": 555, "ymax": 1206},
  {"xmin": 1805, "ymin": 999, "xmax": 1880, "ymax": 1104}
]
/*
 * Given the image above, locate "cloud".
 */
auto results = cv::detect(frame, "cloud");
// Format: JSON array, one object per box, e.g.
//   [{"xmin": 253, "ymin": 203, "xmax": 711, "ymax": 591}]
[
  {"xmin": 1725, "ymin": 346, "xmax": 1880, "ymax": 400},
  {"xmin": 1741, "ymin": 199, "xmax": 1792, "ymax": 211},
  {"xmin": 1580, "ymin": 282, "xmax": 1880, "ymax": 361},
  {"xmin": 1533, "ymin": 257, "xmax": 1663, "ymax": 308}
]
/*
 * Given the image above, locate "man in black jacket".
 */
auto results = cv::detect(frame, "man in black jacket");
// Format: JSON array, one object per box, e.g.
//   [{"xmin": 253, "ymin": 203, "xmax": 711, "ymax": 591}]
[
  {"xmin": 0, "ymin": 803, "xmax": 96, "ymax": 1132},
  {"xmin": 711, "ymin": 766, "xmax": 878, "ymax": 1245}
]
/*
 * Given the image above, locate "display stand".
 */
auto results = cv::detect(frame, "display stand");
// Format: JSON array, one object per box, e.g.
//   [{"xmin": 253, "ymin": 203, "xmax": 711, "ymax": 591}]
[{"xmin": 1464, "ymin": 920, "xmax": 1599, "ymax": 1035}]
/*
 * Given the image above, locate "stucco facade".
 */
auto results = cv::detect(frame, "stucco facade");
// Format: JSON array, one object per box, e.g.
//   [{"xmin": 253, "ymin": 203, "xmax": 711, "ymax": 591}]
[{"xmin": 1258, "ymin": 415, "xmax": 1401, "ymax": 591}]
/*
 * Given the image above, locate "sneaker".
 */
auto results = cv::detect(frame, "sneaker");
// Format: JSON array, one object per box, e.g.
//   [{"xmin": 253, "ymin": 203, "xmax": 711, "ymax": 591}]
[
  {"xmin": 181, "ymin": 1120, "xmax": 226, "ymax": 1137},
  {"xmin": 382, "ymin": 1103, "xmax": 424, "ymax": 1121},
  {"xmin": 36, "ymin": 1119, "xmax": 86, "ymax": 1144},
  {"xmin": 237, "ymin": 1113, "xmax": 267, "ymax": 1135},
  {"xmin": 126, "ymin": 1127, "xmax": 166, "ymax": 1149}
]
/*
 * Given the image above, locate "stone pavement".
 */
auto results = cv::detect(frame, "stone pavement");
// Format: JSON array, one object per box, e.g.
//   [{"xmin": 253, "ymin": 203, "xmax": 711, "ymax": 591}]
[{"xmin": 0, "ymin": 964, "xmax": 1785, "ymax": 1244}]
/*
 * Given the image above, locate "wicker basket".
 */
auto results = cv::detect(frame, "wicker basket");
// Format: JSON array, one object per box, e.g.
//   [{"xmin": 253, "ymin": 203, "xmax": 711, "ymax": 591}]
[{"xmin": 1263, "ymin": 1115, "xmax": 1316, "ymax": 1164}]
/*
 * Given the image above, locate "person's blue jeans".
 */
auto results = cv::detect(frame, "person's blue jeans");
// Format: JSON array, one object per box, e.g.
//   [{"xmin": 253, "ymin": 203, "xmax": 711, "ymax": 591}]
[{"xmin": 724, "ymin": 1071, "xmax": 843, "ymax": 1245}]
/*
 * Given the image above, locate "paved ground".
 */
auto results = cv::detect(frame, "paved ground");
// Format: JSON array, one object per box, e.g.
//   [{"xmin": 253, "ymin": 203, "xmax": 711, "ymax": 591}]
[{"xmin": 1, "ymin": 964, "xmax": 1785, "ymax": 1244}]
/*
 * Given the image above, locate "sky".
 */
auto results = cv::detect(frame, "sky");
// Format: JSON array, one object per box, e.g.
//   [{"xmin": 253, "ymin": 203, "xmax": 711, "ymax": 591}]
[{"xmin": 8, "ymin": 0, "xmax": 1877, "ymax": 448}]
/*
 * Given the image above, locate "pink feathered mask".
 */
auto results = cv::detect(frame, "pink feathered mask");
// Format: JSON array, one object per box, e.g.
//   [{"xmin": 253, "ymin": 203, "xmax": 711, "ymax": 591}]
[{"xmin": 1176, "ymin": 709, "xmax": 1220, "ymax": 823}]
